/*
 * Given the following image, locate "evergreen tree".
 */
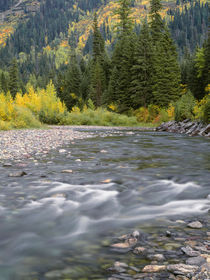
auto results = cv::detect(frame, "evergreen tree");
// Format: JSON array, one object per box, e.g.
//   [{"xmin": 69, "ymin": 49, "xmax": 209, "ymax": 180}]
[
  {"xmin": 108, "ymin": 0, "xmax": 135, "ymax": 112},
  {"xmin": 8, "ymin": 59, "xmax": 20, "ymax": 98},
  {"xmin": 114, "ymin": 0, "xmax": 133, "ymax": 36},
  {"xmin": 130, "ymin": 21, "xmax": 153, "ymax": 108},
  {"xmin": 152, "ymin": 29, "xmax": 181, "ymax": 107},
  {"xmin": 149, "ymin": 0, "xmax": 181, "ymax": 107},
  {"xmin": 149, "ymin": 0, "xmax": 164, "ymax": 40},
  {"xmin": 57, "ymin": 53, "xmax": 82, "ymax": 111},
  {"xmin": 90, "ymin": 13, "xmax": 109, "ymax": 107},
  {"xmin": 0, "ymin": 72, "xmax": 9, "ymax": 93}
]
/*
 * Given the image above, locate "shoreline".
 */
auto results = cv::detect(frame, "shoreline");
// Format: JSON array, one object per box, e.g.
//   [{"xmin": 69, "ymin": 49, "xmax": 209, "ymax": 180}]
[{"xmin": 0, "ymin": 126, "xmax": 155, "ymax": 162}]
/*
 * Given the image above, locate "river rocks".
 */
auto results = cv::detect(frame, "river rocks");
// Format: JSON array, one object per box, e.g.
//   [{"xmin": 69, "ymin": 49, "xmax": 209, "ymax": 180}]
[
  {"xmin": 142, "ymin": 265, "xmax": 166, "ymax": 273},
  {"xmin": 111, "ymin": 238, "xmax": 137, "ymax": 249},
  {"xmin": 156, "ymin": 120, "xmax": 210, "ymax": 137},
  {"xmin": 181, "ymin": 246, "xmax": 200, "ymax": 257},
  {"xmin": 187, "ymin": 221, "xmax": 203, "ymax": 229},
  {"xmin": 107, "ymin": 214, "xmax": 210, "ymax": 280},
  {"xmin": 167, "ymin": 264, "xmax": 199, "ymax": 276}
]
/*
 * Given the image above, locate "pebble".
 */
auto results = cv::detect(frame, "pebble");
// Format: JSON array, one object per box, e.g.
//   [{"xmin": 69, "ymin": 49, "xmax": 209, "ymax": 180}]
[
  {"xmin": 142, "ymin": 265, "xmax": 166, "ymax": 273},
  {"xmin": 167, "ymin": 264, "xmax": 199, "ymax": 275},
  {"xmin": 181, "ymin": 246, "xmax": 200, "ymax": 257},
  {"xmin": 186, "ymin": 256, "xmax": 206, "ymax": 266},
  {"xmin": 8, "ymin": 171, "xmax": 27, "ymax": 177},
  {"xmin": 187, "ymin": 221, "xmax": 203, "ymax": 229}
]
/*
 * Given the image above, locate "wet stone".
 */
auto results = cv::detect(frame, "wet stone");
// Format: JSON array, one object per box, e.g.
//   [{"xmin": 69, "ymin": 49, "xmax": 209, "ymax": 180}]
[
  {"xmin": 186, "ymin": 256, "xmax": 206, "ymax": 266},
  {"xmin": 142, "ymin": 265, "xmax": 166, "ymax": 273},
  {"xmin": 181, "ymin": 246, "xmax": 200, "ymax": 257},
  {"xmin": 8, "ymin": 171, "xmax": 27, "ymax": 177},
  {"xmin": 147, "ymin": 254, "xmax": 165, "ymax": 262},
  {"xmin": 167, "ymin": 264, "xmax": 199, "ymax": 275},
  {"xmin": 187, "ymin": 221, "xmax": 203, "ymax": 229}
]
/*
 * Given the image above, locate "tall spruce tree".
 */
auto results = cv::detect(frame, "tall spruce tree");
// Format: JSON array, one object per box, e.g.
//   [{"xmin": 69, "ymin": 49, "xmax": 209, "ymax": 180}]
[
  {"xmin": 57, "ymin": 53, "xmax": 82, "ymax": 111},
  {"xmin": 149, "ymin": 0, "xmax": 181, "ymax": 107},
  {"xmin": 130, "ymin": 21, "xmax": 154, "ymax": 108},
  {"xmin": 90, "ymin": 13, "xmax": 109, "ymax": 107},
  {"xmin": 108, "ymin": 0, "xmax": 135, "ymax": 112},
  {"xmin": 9, "ymin": 59, "xmax": 20, "ymax": 98}
]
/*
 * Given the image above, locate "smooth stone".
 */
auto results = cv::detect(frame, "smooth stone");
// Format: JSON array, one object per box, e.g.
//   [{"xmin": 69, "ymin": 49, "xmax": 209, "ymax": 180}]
[
  {"xmin": 3, "ymin": 163, "xmax": 12, "ymax": 167},
  {"xmin": 61, "ymin": 169, "xmax": 73, "ymax": 173},
  {"xmin": 167, "ymin": 264, "xmax": 199, "ymax": 275},
  {"xmin": 187, "ymin": 221, "xmax": 203, "ymax": 229},
  {"xmin": 181, "ymin": 246, "xmax": 200, "ymax": 257},
  {"xmin": 133, "ymin": 247, "xmax": 146, "ymax": 254},
  {"xmin": 132, "ymin": 230, "xmax": 140, "ymax": 238},
  {"xmin": 186, "ymin": 256, "xmax": 206, "ymax": 265},
  {"xmin": 142, "ymin": 265, "xmax": 166, "ymax": 273},
  {"xmin": 147, "ymin": 254, "xmax": 165, "ymax": 262},
  {"xmin": 59, "ymin": 149, "xmax": 67, "ymax": 153},
  {"xmin": 111, "ymin": 237, "xmax": 137, "ymax": 249},
  {"xmin": 8, "ymin": 171, "xmax": 27, "ymax": 177}
]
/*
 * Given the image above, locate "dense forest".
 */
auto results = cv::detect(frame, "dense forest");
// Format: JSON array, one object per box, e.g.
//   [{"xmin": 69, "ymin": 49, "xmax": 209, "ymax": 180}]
[{"xmin": 0, "ymin": 0, "xmax": 209, "ymax": 129}]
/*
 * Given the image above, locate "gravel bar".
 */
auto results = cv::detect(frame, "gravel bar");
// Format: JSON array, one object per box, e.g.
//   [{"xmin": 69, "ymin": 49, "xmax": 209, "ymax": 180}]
[{"xmin": 0, "ymin": 126, "xmax": 93, "ymax": 161}]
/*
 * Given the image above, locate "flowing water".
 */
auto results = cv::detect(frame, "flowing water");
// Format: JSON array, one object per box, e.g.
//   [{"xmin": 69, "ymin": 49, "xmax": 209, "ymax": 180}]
[{"xmin": 0, "ymin": 128, "xmax": 209, "ymax": 280}]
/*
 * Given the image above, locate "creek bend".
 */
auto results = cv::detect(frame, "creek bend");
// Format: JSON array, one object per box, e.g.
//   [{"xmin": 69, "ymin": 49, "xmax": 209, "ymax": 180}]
[{"xmin": 0, "ymin": 128, "xmax": 209, "ymax": 279}]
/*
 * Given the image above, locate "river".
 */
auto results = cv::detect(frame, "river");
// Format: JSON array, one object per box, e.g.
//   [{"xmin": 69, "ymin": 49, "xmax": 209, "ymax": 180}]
[{"xmin": 0, "ymin": 128, "xmax": 209, "ymax": 279}]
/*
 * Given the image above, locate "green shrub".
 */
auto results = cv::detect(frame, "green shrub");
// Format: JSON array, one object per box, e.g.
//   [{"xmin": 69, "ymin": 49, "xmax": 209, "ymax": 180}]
[
  {"xmin": 12, "ymin": 106, "xmax": 41, "ymax": 128},
  {"xmin": 175, "ymin": 91, "xmax": 196, "ymax": 122},
  {"xmin": 62, "ymin": 108, "xmax": 139, "ymax": 126},
  {"xmin": 0, "ymin": 120, "xmax": 12, "ymax": 130},
  {"xmin": 203, "ymin": 98, "xmax": 210, "ymax": 123}
]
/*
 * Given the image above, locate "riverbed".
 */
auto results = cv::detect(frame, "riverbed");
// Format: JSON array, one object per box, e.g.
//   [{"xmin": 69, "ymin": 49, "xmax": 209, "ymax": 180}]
[{"xmin": 0, "ymin": 127, "xmax": 209, "ymax": 279}]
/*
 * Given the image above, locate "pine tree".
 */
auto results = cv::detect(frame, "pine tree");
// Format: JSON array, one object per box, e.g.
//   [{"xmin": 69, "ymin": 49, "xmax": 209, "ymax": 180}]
[
  {"xmin": 152, "ymin": 29, "xmax": 181, "ymax": 107},
  {"xmin": 149, "ymin": 0, "xmax": 164, "ymax": 40},
  {"xmin": 114, "ymin": 0, "xmax": 133, "ymax": 36},
  {"xmin": 0, "ymin": 72, "xmax": 9, "ymax": 93},
  {"xmin": 149, "ymin": 0, "xmax": 181, "ymax": 107},
  {"xmin": 9, "ymin": 59, "xmax": 20, "ymax": 98},
  {"xmin": 90, "ymin": 13, "xmax": 109, "ymax": 107},
  {"xmin": 130, "ymin": 21, "xmax": 154, "ymax": 108},
  {"xmin": 108, "ymin": 0, "xmax": 135, "ymax": 112}
]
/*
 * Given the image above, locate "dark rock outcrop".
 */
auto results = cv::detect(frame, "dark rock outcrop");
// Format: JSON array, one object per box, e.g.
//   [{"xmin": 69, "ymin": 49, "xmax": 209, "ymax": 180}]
[{"xmin": 156, "ymin": 120, "xmax": 210, "ymax": 137}]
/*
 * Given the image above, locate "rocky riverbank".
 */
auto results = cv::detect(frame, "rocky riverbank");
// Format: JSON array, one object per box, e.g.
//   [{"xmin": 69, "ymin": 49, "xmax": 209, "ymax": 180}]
[
  {"xmin": 0, "ymin": 127, "xmax": 92, "ymax": 161},
  {"xmin": 107, "ymin": 216, "xmax": 210, "ymax": 280},
  {"xmin": 156, "ymin": 120, "xmax": 210, "ymax": 137}
]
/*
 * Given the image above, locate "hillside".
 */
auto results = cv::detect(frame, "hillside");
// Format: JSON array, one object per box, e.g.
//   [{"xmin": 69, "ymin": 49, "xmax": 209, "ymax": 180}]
[{"xmin": 0, "ymin": 0, "xmax": 208, "ymax": 53}]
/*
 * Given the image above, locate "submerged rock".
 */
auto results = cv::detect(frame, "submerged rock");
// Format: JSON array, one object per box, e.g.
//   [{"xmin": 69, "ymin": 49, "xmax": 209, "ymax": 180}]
[
  {"xmin": 181, "ymin": 246, "xmax": 200, "ymax": 257},
  {"xmin": 142, "ymin": 265, "xmax": 166, "ymax": 273},
  {"xmin": 8, "ymin": 171, "xmax": 27, "ymax": 177},
  {"xmin": 186, "ymin": 256, "xmax": 206, "ymax": 266},
  {"xmin": 187, "ymin": 221, "xmax": 203, "ymax": 229},
  {"xmin": 167, "ymin": 264, "xmax": 199, "ymax": 275}
]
